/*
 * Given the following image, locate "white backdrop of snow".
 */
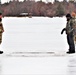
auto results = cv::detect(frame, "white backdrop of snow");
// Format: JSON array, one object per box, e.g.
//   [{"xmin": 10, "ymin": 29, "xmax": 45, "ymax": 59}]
[
  {"xmin": 0, "ymin": 17, "xmax": 76, "ymax": 75},
  {"xmin": 1, "ymin": 17, "xmax": 69, "ymax": 53}
]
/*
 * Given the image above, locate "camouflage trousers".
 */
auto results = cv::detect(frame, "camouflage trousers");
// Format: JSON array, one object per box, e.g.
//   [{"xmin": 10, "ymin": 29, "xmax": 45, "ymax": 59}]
[{"xmin": 0, "ymin": 33, "xmax": 2, "ymax": 44}]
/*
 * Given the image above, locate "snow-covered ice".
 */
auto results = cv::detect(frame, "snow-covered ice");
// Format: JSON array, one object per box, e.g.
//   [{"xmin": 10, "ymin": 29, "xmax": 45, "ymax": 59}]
[
  {"xmin": 0, "ymin": 17, "xmax": 76, "ymax": 75},
  {"xmin": 0, "ymin": 55, "xmax": 76, "ymax": 75}
]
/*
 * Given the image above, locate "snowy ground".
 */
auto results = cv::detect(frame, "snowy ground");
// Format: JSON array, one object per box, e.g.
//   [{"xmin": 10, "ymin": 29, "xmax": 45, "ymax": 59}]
[
  {"xmin": 0, "ymin": 54, "xmax": 76, "ymax": 75},
  {"xmin": 0, "ymin": 17, "xmax": 76, "ymax": 75},
  {"xmin": 2, "ymin": 17, "xmax": 68, "ymax": 53}
]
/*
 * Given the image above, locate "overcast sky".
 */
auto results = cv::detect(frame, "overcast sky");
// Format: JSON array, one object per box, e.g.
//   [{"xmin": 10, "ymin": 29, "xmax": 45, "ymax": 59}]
[
  {"xmin": 1, "ymin": 0, "xmax": 23, "ymax": 3},
  {"xmin": 1, "ymin": 0, "xmax": 63, "ymax": 4}
]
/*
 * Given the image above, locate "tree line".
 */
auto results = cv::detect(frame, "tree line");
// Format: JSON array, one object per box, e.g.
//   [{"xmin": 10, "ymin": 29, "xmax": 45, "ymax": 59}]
[{"xmin": 0, "ymin": 0, "xmax": 76, "ymax": 17}]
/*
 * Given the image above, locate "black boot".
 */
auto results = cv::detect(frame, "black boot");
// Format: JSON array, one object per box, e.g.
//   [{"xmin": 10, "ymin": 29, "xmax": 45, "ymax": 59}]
[
  {"xmin": 66, "ymin": 51, "xmax": 75, "ymax": 54},
  {"xmin": 0, "ymin": 51, "xmax": 3, "ymax": 54}
]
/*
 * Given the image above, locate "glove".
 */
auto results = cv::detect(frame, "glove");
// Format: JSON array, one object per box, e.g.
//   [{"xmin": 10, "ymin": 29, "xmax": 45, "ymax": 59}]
[{"xmin": 61, "ymin": 28, "xmax": 66, "ymax": 34}]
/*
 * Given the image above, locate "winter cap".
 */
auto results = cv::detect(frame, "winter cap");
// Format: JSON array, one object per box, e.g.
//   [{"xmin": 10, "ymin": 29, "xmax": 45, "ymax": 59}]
[{"xmin": 66, "ymin": 13, "xmax": 72, "ymax": 18}]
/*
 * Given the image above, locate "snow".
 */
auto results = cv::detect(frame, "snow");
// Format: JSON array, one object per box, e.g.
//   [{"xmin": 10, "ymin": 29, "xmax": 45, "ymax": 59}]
[
  {"xmin": 0, "ymin": 55, "xmax": 76, "ymax": 75},
  {"xmin": 1, "ymin": 17, "xmax": 68, "ymax": 53},
  {"xmin": 0, "ymin": 17, "xmax": 76, "ymax": 75},
  {"xmin": 2, "ymin": 57, "xmax": 68, "ymax": 75}
]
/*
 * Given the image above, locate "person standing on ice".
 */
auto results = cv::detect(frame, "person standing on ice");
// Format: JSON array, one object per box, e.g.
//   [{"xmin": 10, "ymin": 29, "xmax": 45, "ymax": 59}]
[
  {"xmin": 0, "ymin": 18, "xmax": 4, "ymax": 54},
  {"xmin": 71, "ymin": 12, "xmax": 76, "ymax": 44},
  {"xmin": 61, "ymin": 13, "xmax": 75, "ymax": 54}
]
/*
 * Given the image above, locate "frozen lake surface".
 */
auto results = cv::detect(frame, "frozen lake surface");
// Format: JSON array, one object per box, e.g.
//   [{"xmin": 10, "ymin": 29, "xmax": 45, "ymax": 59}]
[
  {"xmin": 0, "ymin": 17, "xmax": 76, "ymax": 75},
  {"xmin": 1, "ymin": 54, "xmax": 76, "ymax": 75}
]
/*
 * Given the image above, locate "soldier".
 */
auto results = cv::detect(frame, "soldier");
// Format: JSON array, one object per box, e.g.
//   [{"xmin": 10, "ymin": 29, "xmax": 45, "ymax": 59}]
[
  {"xmin": 61, "ymin": 13, "xmax": 75, "ymax": 54},
  {"xmin": 71, "ymin": 12, "xmax": 76, "ymax": 44},
  {"xmin": 0, "ymin": 18, "xmax": 4, "ymax": 54}
]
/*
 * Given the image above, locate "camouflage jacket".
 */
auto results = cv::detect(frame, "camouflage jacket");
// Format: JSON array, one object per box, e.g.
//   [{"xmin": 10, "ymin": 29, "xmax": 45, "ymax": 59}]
[
  {"xmin": 66, "ymin": 19, "xmax": 75, "ymax": 35},
  {"xmin": 0, "ymin": 22, "xmax": 4, "ymax": 33},
  {"xmin": 71, "ymin": 17, "xmax": 76, "ymax": 35}
]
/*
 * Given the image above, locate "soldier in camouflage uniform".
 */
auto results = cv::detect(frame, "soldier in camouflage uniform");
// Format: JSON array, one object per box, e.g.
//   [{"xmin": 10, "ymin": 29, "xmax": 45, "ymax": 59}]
[
  {"xmin": 71, "ymin": 12, "xmax": 76, "ymax": 43},
  {"xmin": 61, "ymin": 14, "xmax": 75, "ymax": 54},
  {"xmin": 0, "ymin": 18, "xmax": 4, "ymax": 54}
]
